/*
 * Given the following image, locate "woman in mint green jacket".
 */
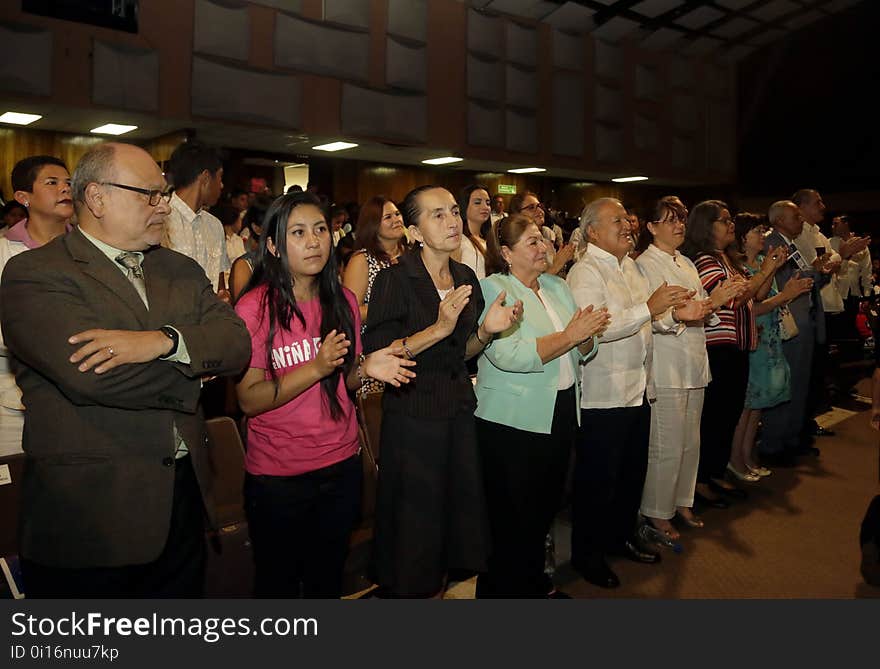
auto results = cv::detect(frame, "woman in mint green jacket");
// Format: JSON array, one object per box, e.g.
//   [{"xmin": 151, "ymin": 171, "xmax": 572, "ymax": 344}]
[{"xmin": 474, "ymin": 215, "xmax": 609, "ymax": 598}]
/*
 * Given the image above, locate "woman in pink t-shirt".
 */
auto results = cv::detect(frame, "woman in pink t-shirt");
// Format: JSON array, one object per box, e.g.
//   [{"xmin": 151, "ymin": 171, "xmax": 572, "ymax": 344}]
[{"xmin": 234, "ymin": 192, "xmax": 414, "ymax": 598}]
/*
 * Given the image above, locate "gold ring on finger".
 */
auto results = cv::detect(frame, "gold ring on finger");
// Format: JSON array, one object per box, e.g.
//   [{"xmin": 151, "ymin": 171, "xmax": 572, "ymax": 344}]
[{"xmin": 108, "ymin": 346, "xmax": 115, "ymax": 357}]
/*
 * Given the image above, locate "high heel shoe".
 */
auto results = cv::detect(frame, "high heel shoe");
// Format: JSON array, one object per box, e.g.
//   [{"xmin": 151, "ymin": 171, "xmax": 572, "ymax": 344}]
[
  {"xmin": 726, "ymin": 463, "xmax": 761, "ymax": 483},
  {"xmin": 747, "ymin": 464, "xmax": 772, "ymax": 477}
]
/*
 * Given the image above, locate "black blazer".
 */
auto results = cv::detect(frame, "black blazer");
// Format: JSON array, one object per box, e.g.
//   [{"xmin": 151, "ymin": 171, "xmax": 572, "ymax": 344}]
[
  {"xmin": 1, "ymin": 228, "xmax": 251, "ymax": 568},
  {"xmin": 363, "ymin": 249, "xmax": 484, "ymax": 418},
  {"xmin": 764, "ymin": 230, "xmax": 827, "ymax": 342}
]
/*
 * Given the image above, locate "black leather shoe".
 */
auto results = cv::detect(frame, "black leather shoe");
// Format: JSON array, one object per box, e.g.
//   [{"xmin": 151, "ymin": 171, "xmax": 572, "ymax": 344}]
[
  {"xmin": 572, "ymin": 557, "xmax": 620, "ymax": 589},
  {"xmin": 709, "ymin": 479, "xmax": 748, "ymax": 500},
  {"xmin": 813, "ymin": 425, "xmax": 835, "ymax": 437},
  {"xmin": 694, "ymin": 491, "xmax": 730, "ymax": 509},
  {"xmin": 612, "ymin": 540, "xmax": 661, "ymax": 564}
]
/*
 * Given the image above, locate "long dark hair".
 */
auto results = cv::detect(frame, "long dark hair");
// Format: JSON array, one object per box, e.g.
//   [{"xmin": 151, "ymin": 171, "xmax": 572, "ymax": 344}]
[
  {"xmin": 457, "ymin": 184, "xmax": 490, "ymax": 255},
  {"xmin": 681, "ymin": 200, "xmax": 728, "ymax": 261},
  {"xmin": 354, "ymin": 195, "xmax": 407, "ymax": 262},
  {"xmin": 241, "ymin": 192, "xmax": 355, "ymax": 419}
]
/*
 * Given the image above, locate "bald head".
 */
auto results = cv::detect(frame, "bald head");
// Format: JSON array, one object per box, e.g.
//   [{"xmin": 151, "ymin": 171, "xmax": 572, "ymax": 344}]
[
  {"xmin": 769, "ymin": 200, "xmax": 803, "ymax": 239},
  {"xmin": 74, "ymin": 142, "xmax": 171, "ymax": 251}
]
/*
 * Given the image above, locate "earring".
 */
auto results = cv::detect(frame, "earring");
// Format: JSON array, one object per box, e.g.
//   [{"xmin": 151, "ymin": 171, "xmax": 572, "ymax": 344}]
[{"xmin": 23, "ymin": 202, "xmax": 29, "ymax": 208}]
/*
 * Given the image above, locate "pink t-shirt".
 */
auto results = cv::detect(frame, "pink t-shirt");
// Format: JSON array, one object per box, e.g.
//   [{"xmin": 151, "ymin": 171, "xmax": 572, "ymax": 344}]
[{"xmin": 235, "ymin": 285, "xmax": 362, "ymax": 476}]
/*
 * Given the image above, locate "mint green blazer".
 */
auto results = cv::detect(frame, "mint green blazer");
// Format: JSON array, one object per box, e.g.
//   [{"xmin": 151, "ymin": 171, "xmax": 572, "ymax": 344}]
[{"xmin": 475, "ymin": 272, "xmax": 597, "ymax": 434}]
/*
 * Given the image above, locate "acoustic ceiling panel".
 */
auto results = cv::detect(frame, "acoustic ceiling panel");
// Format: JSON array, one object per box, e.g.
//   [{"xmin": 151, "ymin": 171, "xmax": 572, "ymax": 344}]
[
  {"xmin": 341, "ymin": 84, "xmax": 427, "ymax": 143},
  {"xmin": 93, "ymin": 40, "xmax": 159, "ymax": 112},
  {"xmin": 274, "ymin": 13, "xmax": 369, "ymax": 81},
  {"xmin": 0, "ymin": 23, "xmax": 51, "ymax": 96},
  {"xmin": 193, "ymin": 0, "xmax": 249, "ymax": 61},
  {"xmin": 388, "ymin": 0, "xmax": 427, "ymax": 42},
  {"xmin": 192, "ymin": 56, "xmax": 301, "ymax": 127},
  {"xmin": 552, "ymin": 71, "xmax": 584, "ymax": 157}
]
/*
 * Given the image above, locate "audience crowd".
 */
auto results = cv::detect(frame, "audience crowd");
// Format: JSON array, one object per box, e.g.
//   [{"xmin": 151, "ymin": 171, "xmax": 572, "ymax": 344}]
[{"xmin": 0, "ymin": 140, "xmax": 878, "ymax": 598}]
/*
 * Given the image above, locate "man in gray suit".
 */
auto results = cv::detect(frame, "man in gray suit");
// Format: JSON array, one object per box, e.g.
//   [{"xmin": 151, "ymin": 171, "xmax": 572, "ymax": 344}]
[
  {"xmin": 759, "ymin": 200, "xmax": 831, "ymax": 467},
  {"xmin": 1, "ymin": 143, "xmax": 251, "ymax": 597}
]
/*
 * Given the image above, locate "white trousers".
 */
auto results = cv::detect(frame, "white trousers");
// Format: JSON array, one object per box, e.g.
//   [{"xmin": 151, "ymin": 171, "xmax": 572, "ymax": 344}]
[{"xmin": 640, "ymin": 387, "xmax": 704, "ymax": 520}]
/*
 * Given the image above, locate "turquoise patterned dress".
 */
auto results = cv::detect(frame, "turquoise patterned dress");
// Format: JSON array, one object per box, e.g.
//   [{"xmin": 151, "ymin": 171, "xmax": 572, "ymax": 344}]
[{"xmin": 744, "ymin": 257, "xmax": 791, "ymax": 409}]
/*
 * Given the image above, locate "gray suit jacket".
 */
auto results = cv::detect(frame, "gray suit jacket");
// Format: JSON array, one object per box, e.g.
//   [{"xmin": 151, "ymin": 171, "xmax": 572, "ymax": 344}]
[
  {"xmin": 764, "ymin": 229, "xmax": 828, "ymax": 343},
  {"xmin": 0, "ymin": 228, "xmax": 251, "ymax": 568}
]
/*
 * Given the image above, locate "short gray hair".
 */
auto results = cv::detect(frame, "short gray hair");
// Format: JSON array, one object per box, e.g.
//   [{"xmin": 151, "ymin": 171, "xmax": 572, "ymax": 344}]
[
  {"xmin": 579, "ymin": 197, "xmax": 622, "ymax": 236},
  {"xmin": 71, "ymin": 143, "xmax": 117, "ymax": 206},
  {"xmin": 768, "ymin": 200, "xmax": 795, "ymax": 225}
]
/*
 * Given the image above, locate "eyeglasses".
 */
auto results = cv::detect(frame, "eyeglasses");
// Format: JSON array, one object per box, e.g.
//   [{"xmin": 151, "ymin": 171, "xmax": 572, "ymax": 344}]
[
  {"xmin": 522, "ymin": 202, "xmax": 542, "ymax": 213},
  {"xmin": 100, "ymin": 182, "xmax": 173, "ymax": 206},
  {"xmin": 656, "ymin": 215, "xmax": 686, "ymax": 226}
]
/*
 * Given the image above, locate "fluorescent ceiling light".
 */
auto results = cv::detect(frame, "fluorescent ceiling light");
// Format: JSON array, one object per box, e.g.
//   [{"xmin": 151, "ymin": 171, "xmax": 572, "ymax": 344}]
[
  {"xmin": 90, "ymin": 124, "xmax": 138, "ymax": 135},
  {"xmin": 507, "ymin": 167, "xmax": 546, "ymax": 174},
  {"xmin": 312, "ymin": 141, "xmax": 358, "ymax": 152},
  {"xmin": 0, "ymin": 111, "xmax": 42, "ymax": 125},
  {"xmin": 611, "ymin": 176, "xmax": 649, "ymax": 183},
  {"xmin": 422, "ymin": 156, "xmax": 463, "ymax": 165}
]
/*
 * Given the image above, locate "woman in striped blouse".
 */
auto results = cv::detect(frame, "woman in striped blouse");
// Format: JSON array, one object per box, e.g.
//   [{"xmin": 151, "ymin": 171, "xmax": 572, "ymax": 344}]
[{"xmin": 681, "ymin": 200, "xmax": 787, "ymax": 508}]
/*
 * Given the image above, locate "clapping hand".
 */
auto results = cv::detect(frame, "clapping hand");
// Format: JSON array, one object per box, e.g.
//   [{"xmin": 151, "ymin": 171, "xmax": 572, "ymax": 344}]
[
  {"xmin": 435, "ymin": 285, "xmax": 473, "ymax": 337},
  {"xmin": 674, "ymin": 298, "xmax": 713, "ymax": 323},
  {"xmin": 362, "ymin": 345, "xmax": 417, "ymax": 388},
  {"xmin": 839, "ymin": 235, "xmax": 870, "ymax": 259},
  {"xmin": 647, "ymin": 282, "xmax": 695, "ymax": 317},
  {"xmin": 781, "ymin": 271, "xmax": 813, "ymax": 301},
  {"xmin": 314, "ymin": 329, "xmax": 350, "ymax": 377},
  {"xmin": 481, "ymin": 290, "xmax": 523, "ymax": 335},
  {"xmin": 564, "ymin": 305, "xmax": 610, "ymax": 345},
  {"xmin": 710, "ymin": 278, "xmax": 745, "ymax": 308}
]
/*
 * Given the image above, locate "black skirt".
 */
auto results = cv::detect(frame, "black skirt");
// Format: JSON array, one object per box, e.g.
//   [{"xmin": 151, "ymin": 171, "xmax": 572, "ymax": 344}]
[{"xmin": 371, "ymin": 410, "xmax": 490, "ymax": 596}]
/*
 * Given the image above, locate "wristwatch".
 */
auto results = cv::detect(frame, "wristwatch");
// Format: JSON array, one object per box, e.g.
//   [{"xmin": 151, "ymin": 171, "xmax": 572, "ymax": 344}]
[{"xmin": 158, "ymin": 326, "xmax": 180, "ymax": 359}]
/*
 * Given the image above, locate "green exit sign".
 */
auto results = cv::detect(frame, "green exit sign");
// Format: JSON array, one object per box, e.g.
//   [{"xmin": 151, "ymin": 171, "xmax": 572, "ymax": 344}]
[{"xmin": 498, "ymin": 184, "xmax": 516, "ymax": 194}]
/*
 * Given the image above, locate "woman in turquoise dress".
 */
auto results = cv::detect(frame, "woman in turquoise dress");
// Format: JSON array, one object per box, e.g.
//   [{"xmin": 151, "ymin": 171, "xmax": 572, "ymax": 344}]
[{"xmin": 729, "ymin": 213, "xmax": 813, "ymax": 480}]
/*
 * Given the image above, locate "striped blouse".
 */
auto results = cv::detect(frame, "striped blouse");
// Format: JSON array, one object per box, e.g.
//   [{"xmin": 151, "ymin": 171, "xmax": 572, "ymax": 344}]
[{"xmin": 694, "ymin": 253, "xmax": 757, "ymax": 352}]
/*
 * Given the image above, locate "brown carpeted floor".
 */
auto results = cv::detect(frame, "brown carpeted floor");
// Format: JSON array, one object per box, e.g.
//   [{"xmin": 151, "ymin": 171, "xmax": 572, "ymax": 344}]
[
  {"xmin": 551, "ymin": 387, "xmax": 880, "ymax": 599},
  {"xmin": 347, "ymin": 380, "xmax": 880, "ymax": 600}
]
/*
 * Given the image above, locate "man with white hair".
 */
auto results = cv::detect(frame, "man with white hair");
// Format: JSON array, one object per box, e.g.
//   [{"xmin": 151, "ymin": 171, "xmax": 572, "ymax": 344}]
[
  {"xmin": 759, "ymin": 200, "xmax": 828, "ymax": 465},
  {"xmin": 565, "ymin": 197, "xmax": 703, "ymax": 589}
]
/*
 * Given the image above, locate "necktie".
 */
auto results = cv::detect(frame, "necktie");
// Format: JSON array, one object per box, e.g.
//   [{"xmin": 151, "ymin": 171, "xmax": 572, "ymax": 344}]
[
  {"xmin": 116, "ymin": 251, "xmax": 187, "ymax": 457},
  {"xmin": 115, "ymin": 252, "xmax": 149, "ymax": 308}
]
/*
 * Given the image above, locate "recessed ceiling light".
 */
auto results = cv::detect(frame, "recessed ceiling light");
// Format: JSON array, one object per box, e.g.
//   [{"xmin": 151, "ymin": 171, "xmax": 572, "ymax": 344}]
[
  {"xmin": 611, "ymin": 176, "xmax": 649, "ymax": 183},
  {"xmin": 312, "ymin": 141, "xmax": 358, "ymax": 152},
  {"xmin": 0, "ymin": 112, "xmax": 42, "ymax": 125},
  {"xmin": 507, "ymin": 167, "xmax": 546, "ymax": 174},
  {"xmin": 90, "ymin": 124, "xmax": 138, "ymax": 135},
  {"xmin": 422, "ymin": 157, "xmax": 463, "ymax": 166}
]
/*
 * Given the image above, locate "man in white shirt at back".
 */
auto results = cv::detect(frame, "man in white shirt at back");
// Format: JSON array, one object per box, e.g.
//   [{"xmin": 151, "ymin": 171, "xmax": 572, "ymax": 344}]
[
  {"xmin": 830, "ymin": 215, "xmax": 873, "ymax": 333},
  {"xmin": 163, "ymin": 140, "xmax": 230, "ymax": 301},
  {"xmin": 565, "ymin": 197, "xmax": 698, "ymax": 589}
]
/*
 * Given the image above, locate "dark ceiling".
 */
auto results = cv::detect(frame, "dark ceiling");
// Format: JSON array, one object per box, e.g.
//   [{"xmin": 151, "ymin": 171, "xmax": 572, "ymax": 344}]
[{"xmin": 470, "ymin": 1, "xmax": 864, "ymax": 62}]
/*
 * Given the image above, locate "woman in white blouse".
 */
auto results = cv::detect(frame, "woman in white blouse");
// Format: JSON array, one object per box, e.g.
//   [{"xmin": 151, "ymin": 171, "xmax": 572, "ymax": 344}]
[
  {"xmin": 634, "ymin": 197, "xmax": 741, "ymax": 538},
  {"xmin": 453, "ymin": 184, "xmax": 490, "ymax": 279}
]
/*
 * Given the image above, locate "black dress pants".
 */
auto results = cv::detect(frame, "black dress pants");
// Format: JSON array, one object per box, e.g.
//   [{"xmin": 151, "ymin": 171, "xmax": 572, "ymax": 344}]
[
  {"xmin": 571, "ymin": 398, "xmax": 650, "ymax": 564},
  {"xmin": 244, "ymin": 452, "xmax": 362, "ymax": 599},
  {"xmin": 697, "ymin": 345, "xmax": 749, "ymax": 483},
  {"xmin": 22, "ymin": 455, "xmax": 206, "ymax": 598},
  {"xmin": 475, "ymin": 387, "xmax": 575, "ymax": 598}
]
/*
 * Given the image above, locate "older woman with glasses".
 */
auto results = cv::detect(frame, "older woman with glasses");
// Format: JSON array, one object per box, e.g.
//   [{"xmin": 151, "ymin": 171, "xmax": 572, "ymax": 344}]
[
  {"xmin": 509, "ymin": 192, "xmax": 573, "ymax": 276},
  {"xmin": 474, "ymin": 214, "xmax": 609, "ymax": 597},
  {"xmin": 633, "ymin": 197, "xmax": 741, "ymax": 537},
  {"xmin": 681, "ymin": 201, "xmax": 787, "ymax": 508}
]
